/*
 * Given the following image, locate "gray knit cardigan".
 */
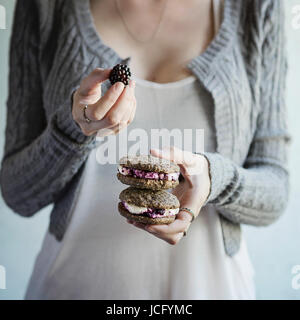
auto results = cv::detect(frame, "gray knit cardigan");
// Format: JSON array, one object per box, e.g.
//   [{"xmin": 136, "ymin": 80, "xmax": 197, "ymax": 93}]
[{"xmin": 0, "ymin": 0, "xmax": 290, "ymax": 257}]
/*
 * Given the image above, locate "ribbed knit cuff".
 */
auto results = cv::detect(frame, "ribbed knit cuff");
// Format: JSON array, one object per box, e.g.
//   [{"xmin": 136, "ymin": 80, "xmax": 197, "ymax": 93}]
[
  {"xmin": 56, "ymin": 106, "xmax": 95, "ymax": 144},
  {"xmin": 201, "ymin": 152, "xmax": 236, "ymax": 205}
]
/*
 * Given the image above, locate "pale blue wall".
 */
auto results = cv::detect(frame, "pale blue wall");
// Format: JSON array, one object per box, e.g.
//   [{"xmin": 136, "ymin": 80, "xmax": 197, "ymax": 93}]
[{"xmin": 0, "ymin": 0, "xmax": 299, "ymax": 300}]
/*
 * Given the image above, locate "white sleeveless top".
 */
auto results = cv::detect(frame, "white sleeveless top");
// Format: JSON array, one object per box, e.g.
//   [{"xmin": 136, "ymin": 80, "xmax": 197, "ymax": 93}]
[{"xmin": 25, "ymin": 0, "xmax": 256, "ymax": 300}]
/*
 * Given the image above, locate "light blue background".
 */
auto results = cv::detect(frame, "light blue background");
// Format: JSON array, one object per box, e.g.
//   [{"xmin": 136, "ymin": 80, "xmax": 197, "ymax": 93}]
[{"xmin": 0, "ymin": 0, "xmax": 299, "ymax": 300}]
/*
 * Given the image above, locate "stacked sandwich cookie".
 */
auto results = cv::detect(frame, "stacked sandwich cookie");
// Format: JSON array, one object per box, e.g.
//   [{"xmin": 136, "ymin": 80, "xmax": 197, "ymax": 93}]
[
  {"xmin": 117, "ymin": 155, "xmax": 180, "ymax": 224},
  {"xmin": 117, "ymin": 155, "xmax": 180, "ymax": 190},
  {"xmin": 119, "ymin": 187, "xmax": 180, "ymax": 224}
]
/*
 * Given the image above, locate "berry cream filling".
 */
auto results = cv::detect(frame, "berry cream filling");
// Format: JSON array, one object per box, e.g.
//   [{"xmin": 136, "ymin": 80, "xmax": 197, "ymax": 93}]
[
  {"xmin": 121, "ymin": 201, "xmax": 179, "ymax": 218},
  {"xmin": 118, "ymin": 165, "xmax": 179, "ymax": 181}
]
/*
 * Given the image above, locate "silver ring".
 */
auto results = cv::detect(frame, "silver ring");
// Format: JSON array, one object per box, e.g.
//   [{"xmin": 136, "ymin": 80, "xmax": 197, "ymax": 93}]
[
  {"xmin": 83, "ymin": 105, "xmax": 92, "ymax": 124},
  {"xmin": 180, "ymin": 207, "xmax": 195, "ymax": 222}
]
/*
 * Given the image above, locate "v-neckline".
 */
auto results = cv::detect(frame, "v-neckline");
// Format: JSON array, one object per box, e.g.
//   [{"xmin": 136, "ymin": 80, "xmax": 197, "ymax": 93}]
[{"xmin": 72, "ymin": 0, "xmax": 241, "ymax": 80}]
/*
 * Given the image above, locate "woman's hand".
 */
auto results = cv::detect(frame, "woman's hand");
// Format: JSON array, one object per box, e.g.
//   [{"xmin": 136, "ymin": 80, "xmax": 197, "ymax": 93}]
[
  {"xmin": 72, "ymin": 68, "xmax": 136, "ymax": 137},
  {"xmin": 127, "ymin": 147, "xmax": 211, "ymax": 245}
]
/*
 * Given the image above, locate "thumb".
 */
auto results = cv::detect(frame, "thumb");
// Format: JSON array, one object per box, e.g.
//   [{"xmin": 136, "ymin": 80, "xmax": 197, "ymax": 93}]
[
  {"xmin": 150, "ymin": 147, "xmax": 196, "ymax": 166},
  {"xmin": 150, "ymin": 146, "xmax": 183, "ymax": 164},
  {"xmin": 150, "ymin": 147, "xmax": 205, "ymax": 176}
]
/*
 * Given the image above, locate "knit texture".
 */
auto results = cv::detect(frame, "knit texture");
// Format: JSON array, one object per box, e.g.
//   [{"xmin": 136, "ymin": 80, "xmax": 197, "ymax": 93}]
[{"xmin": 0, "ymin": 0, "xmax": 289, "ymax": 257}]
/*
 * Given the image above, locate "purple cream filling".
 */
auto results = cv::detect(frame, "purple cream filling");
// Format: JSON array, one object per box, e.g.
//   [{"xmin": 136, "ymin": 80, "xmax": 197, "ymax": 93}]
[
  {"xmin": 119, "ymin": 166, "xmax": 179, "ymax": 181},
  {"xmin": 121, "ymin": 201, "xmax": 168, "ymax": 218}
]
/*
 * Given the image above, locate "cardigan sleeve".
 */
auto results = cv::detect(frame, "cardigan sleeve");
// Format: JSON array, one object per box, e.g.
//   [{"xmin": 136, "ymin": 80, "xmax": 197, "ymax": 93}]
[
  {"xmin": 0, "ymin": 0, "xmax": 95, "ymax": 216},
  {"xmin": 204, "ymin": 0, "xmax": 290, "ymax": 226}
]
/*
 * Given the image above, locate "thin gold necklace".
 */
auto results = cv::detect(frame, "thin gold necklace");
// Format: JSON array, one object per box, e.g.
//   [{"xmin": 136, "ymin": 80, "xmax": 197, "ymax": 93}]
[{"xmin": 115, "ymin": 0, "xmax": 168, "ymax": 44}]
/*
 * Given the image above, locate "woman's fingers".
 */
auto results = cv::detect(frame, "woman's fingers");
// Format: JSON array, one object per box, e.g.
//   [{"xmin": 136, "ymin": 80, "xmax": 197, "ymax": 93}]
[
  {"xmin": 126, "ymin": 208, "xmax": 196, "ymax": 245},
  {"xmin": 171, "ymin": 182, "xmax": 185, "ymax": 201},
  {"xmin": 77, "ymin": 68, "xmax": 112, "ymax": 105},
  {"xmin": 128, "ymin": 220, "xmax": 147, "ymax": 230},
  {"xmin": 126, "ymin": 216, "xmax": 189, "ymax": 235},
  {"xmin": 150, "ymin": 146, "xmax": 196, "ymax": 166},
  {"xmin": 96, "ymin": 124, "xmax": 124, "ymax": 138},
  {"xmin": 146, "ymin": 212, "xmax": 194, "ymax": 245},
  {"xmin": 85, "ymin": 81, "xmax": 125, "ymax": 121},
  {"xmin": 126, "ymin": 150, "xmax": 209, "ymax": 246},
  {"xmin": 89, "ymin": 80, "xmax": 135, "ymax": 130},
  {"xmin": 145, "ymin": 213, "xmax": 190, "ymax": 236},
  {"xmin": 125, "ymin": 92, "xmax": 137, "ymax": 125},
  {"xmin": 73, "ymin": 77, "xmax": 136, "ymax": 136},
  {"xmin": 102, "ymin": 122, "xmax": 129, "ymax": 136},
  {"xmin": 150, "ymin": 147, "xmax": 204, "ymax": 176},
  {"xmin": 73, "ymin": 67, "xmax": 136, "ymax": 138},
  {"xmin": 127, "ymin": 218, "xmax": 188, "ymax": 245},
  {"xmin": 104, "ymin": 80, "xmax": 136, "ymax": 125},
  {"xmin": 96, "ymin": 109, "xmax": 135, "ymax": 137}
]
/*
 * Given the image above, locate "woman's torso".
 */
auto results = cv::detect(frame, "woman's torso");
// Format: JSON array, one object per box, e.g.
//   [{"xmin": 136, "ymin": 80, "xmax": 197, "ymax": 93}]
[
  {"xmin": 26, "ymin": 76, "xmax": 255, "ymax": 299},
  {"xmin": 25, "ymin": 0, "xmax": 255, "ymax": 300}
]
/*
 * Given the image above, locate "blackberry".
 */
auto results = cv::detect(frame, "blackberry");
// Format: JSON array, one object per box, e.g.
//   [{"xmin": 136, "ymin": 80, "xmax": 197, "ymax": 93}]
[{"xmin": 109, "ymin": 64, "xmax": 132, "ymax": 86}]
